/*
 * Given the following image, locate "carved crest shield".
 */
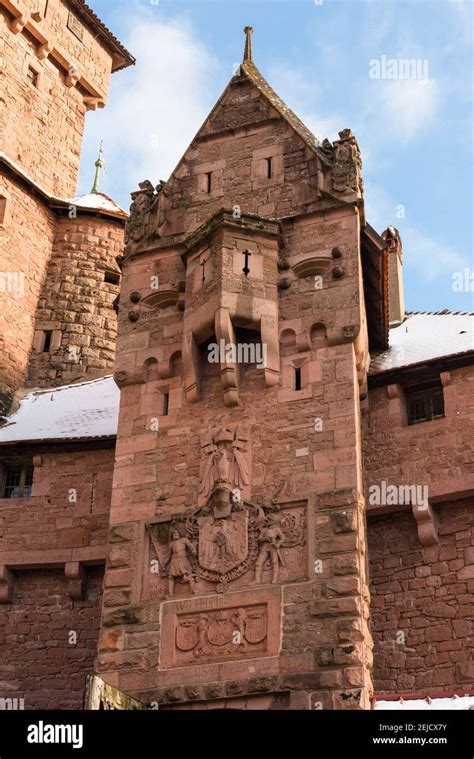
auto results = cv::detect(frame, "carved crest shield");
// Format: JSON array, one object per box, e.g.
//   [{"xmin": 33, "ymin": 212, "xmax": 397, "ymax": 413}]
[
  {"xmin": 244, "ymin": 609, "xmax": 267, "ymax": 644},
  {"xmin": 198, "ymin": 512, "xmax": 248, "ymax": 573},
  {"xmin": 207, "ymin": 613, "xmax": 234, "ymax": 646},
  {"xmin": 175, "ymin": 618, "xmax": 198, "ymax": 651}
]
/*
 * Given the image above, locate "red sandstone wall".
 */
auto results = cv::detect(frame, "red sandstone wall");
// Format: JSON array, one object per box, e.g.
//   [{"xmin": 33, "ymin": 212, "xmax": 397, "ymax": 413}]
[
  {"xmin": 27, "ymin": 215, "xmax": 123, "ymax": 388},
  {"xmin": 0, "ymin": 0, "xmax": 114, "ymax": 198},
  {"xmin": 368, "ymin": 499, "xmax": 474, "ymax": 695},
  {"xmin": 0, "ymin": 446, "xmax": 114, "ymax": 708},
  {"xmin": 0, "ymin": 567, "xmax": 103, "ymax": 709},
  {"xmin": 0, "ymin": 446, "xmax": 114, "ymax": 551},
  {"xmin": 363, "ymin": 365, "xmax": 474, "ymax": 504},
  {"xmin": 0, "ymin": 172, "xmax": 56, "ymax": 411}
]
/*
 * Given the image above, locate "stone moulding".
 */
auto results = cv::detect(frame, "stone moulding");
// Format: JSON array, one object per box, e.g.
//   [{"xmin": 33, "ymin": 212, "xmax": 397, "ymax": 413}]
[{"xmin": 0, "ymin": 548, "xmax": 106, "ymax": 603}]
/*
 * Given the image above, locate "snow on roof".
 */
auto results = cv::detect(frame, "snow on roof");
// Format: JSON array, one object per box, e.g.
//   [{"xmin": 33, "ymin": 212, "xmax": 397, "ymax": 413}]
[
  {"xmin": 375, "ymin": 695, "xmax": 474, "ymax": 710},
  {"xmin": 0, "ymin": 376, "xmax": 119, "ymax": 444},
  {"xmin": 67, "ymin": 192, "xmax": 128, "ymax": 218},
  {"xmin": 1, "ymin": 152, "xmax": 127, "ymax": 221},
  {"xmin": 370, "ymin": 311, "xmax": 474, "ymax": 374}
]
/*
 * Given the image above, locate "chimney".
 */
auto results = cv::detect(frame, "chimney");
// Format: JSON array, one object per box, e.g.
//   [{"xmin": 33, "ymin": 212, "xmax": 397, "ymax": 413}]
[{"xmin": 382, "ymin": 226, "xmax": 405, "ymax": 325}]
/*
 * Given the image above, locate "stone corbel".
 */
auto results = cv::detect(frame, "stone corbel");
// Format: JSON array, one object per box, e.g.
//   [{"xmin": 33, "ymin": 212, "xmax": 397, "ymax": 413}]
[
  {"xmin": 10, "ymin": 14, "xmax": 27, "ymax": 34},
  {"xmin": 215, "ymin": 307, "xmax": 239, "ymax": 406},
  {"xmin": 65, "ymin": 561, "xmax": 86, "ymax": 601},
  {"xmin": 83, "ymin": 97, "xmax": 105, "ymax": 112},
  {"xmin": 37, "ymin": 42, "xmax": 52, "ymax": 60},
  {"xmin": 261, "ymin": 315, "xmax": 280, "ymax": 388},
  {"xmin": 412, "ymin": 501, "xmax": 439, "ymax": 547},
  {"xmin": 0, "ymin": 565, "xmax": 15, "ymax": 603},
  {"xmin": 113, "ymin": 369, "xmax": 145, "ymax": 388},
  {"xmin": 65, "ymin": 70, "xmax": 79, "ymax": 88},
  {"xmin": 182, "ymin": 330, "xmax": 200, "ymax": 403}
]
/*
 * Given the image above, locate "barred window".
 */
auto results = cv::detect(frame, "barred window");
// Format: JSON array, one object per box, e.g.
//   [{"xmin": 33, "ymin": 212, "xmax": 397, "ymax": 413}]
[
  {"xmin": 406, "ymin": 381, "xmax": 445, "ymax": 425},
  {"xmin": 1, "ymin": 465, "xmax": 33, "ymax": 499}
]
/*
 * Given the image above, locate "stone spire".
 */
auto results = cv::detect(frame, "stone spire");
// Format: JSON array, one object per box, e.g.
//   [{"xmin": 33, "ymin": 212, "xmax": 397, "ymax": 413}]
[
  {"xmin": 243, "ymin": 26, "xmax": 253, "ymax": 62},
  {"xmin": 91, "ymin": 141, "xmax": 105, "ymax": 194}
]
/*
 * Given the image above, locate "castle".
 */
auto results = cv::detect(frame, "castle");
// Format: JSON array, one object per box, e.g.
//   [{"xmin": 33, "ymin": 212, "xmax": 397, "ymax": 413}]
[{"xmin": 0, "ymin": 2, "xmax": 472, "ymax": 711}]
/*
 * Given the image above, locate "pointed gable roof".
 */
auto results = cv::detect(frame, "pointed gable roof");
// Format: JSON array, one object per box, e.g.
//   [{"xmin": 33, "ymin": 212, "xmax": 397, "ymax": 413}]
[
  {"xmin": 163, "ymin": 33, "xmax": 323, "ymax": 191},
  {"xmin": 240, "ymin": 59, "xmax": 321, "ymax": 153}
]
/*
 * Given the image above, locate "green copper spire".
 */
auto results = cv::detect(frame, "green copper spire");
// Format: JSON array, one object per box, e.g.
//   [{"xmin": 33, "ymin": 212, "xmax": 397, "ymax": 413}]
[{"xmin": 91, "ymin": 141, "xmax": 105, "ymax": 193}]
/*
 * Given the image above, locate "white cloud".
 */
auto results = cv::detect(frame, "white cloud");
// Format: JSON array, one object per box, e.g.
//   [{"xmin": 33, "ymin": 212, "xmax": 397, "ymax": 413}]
[
  {"xmin": 404, "ymin": 226, "xmax": 469, "ymax": 282},
  {"xmin": 375, "ymin": 77, "xmax": 440, "ymax": 141},
  {"xmin": 78, "ymin": 15, "xmax": 219, "ymax": 206}
]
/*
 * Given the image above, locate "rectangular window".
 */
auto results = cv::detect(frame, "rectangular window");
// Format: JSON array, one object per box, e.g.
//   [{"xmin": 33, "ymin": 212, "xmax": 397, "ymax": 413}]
[
  {"xmin": 27, "ymin": 66, "xmax": 39, "ymax": 87},
  {"xmin": 406, "ymin": 380, "xmax": 445, "ymax": 425},
  {"xmin": 294, "ymin": 367, "xmax": 302, "ymax": 391},
  {"xmin": 1, "ymin": 465, "xmax": 33, "ymax": 499},
  {"xmin": 42, "ymin": 330, "xmax": 52, "ymax": 352},
  {"xmin": 266, "ymin": 157, "xmax": 273, "ymax": 179},
  {"xmin": 205, "ymin": 172, "xmax": 212, "ymax": 193}
]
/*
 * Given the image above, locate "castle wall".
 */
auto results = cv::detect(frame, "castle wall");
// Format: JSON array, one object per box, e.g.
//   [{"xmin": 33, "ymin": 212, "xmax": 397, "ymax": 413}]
[
  {"xmin": 27, "ymin": 215, "xmax": 123, "ymax": 388},
  {"xmin": 0, "ymin": 445, "xmax": 114, "ymax": 708},
  {"xmin": 0, "ymin": 567, "xmax": 104, "ymax": 709},
  {"xmin": 0, "ymin": 171, "xmax": 56, "ymax": 413},
  {"xmin": 363, "ymin": 364, "xmax": 474, "ymax": 503},
  {"xmin": 368, "ymin": 499, "xmax": 474, "ymax": 695},
  {"xmin": 1, "ymin": 0, "xmax": 115, "ymax": 198}
]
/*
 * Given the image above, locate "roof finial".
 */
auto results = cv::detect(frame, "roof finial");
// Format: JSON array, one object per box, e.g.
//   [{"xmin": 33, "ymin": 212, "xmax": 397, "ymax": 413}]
[
  {"xmin": 91, "ymin": 141, "xmax": 105, "ymax": 194},
  {"xmin": 243, "ymin": 26, "xmax": 253, "ymax": 62}
]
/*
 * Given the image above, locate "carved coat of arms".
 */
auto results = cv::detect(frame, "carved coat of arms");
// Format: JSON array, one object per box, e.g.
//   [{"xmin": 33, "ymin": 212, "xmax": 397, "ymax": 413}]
[{"xmin": 146, "ymin": 425, "xmax": 306, "ymax": 596}]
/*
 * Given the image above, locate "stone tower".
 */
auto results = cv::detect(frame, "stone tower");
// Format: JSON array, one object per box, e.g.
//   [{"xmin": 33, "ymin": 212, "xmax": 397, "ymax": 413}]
[
  {"xmin": 0, "ymin": 0, "xmax": 134, "ymax": 410},
  {"xmin": 97, "ymin": 29, "xmax": 375, "ymax": 710},
  {"xmin": 26, "ymin": 151, "xmax": 127, "ymax": 388}
]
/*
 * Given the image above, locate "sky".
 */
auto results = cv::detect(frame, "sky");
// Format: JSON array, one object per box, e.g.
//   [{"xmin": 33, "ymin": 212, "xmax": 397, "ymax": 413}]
[{"xmin": 78, "ymin": 0, "xmax": 474, "ymax": 313}]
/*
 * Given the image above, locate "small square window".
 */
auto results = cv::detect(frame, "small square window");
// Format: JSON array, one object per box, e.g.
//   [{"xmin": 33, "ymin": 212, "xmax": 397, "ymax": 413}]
[
  {"xmin": 104, "ymin": 270, "xmax": 120, "ymax": 285},
  {"xmin": 406, "ymin": 380, "xmax": 445, "ymax": 425}
]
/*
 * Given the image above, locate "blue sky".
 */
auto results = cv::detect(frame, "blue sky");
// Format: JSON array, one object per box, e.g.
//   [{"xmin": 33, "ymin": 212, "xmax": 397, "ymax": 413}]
[{"xmin": 78, "ymin": 0, "xmax": 473, "ymax": 312}]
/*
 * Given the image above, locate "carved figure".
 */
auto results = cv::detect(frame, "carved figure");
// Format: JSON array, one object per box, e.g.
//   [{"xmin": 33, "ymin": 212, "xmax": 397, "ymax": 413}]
[
  {"xmin": 255, "ymin": 512, "xmax": 285, "ymax": 584},
  {"xmin": 199, "ymin": 427, "xmax": 249, "ymax": 501},
  {"xmin": 166, "ymin": 528, "xmax": 197, "ymax": 596}
]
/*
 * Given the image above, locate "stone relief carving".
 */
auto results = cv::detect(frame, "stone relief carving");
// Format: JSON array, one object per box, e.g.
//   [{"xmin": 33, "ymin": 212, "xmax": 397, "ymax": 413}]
[
  {"xmin": 332, "ymin": 130, "xmax": 363, "ymax": 196},
  {"xmin": 174, "ymin": 605, "xmax": 267, "ymax": 663},
  {"xmin": 125, "ymin": 180, "xmax": 164, "ymax": 244},
  {"xmin": 145, "ymin": 425, "xmax": 307, "ymax": 598},
  {"xmin": 165, "ymin": 528, "xmax": 198, "ymax": 596},
  {"xmin": 146, "ymin": 496, "xmax": 306, "ymax": 597},
  {"xmin": 199, "ymin": 426, "xmax": 250, "ymax": 505},
  {"xmin": 160, "ymin": 588, "xmax": 281, "ymax": 668}
]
